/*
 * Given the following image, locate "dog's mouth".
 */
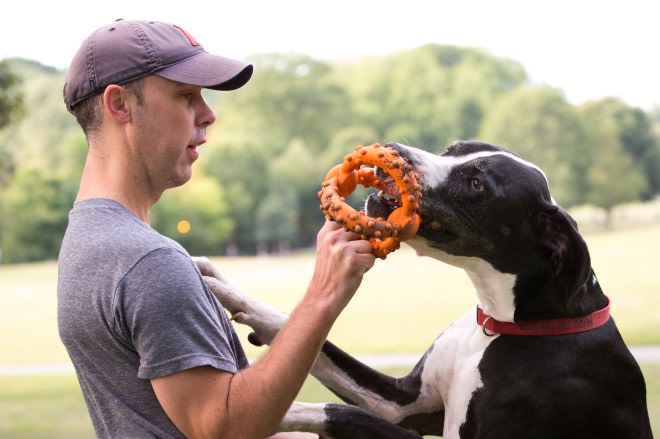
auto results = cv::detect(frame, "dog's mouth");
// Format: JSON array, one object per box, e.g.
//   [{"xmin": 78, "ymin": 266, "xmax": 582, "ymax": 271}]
[
  {"xmin": 365, "ymin": 168, "xmax": 402, "ymax": 219},
  {"xmin": 366, "ymin": 188, "xmax": 449, "ymax": 240},
  {"xmin": 376, "ymin": 172, "xmax": 402, "ymax": 210},
  {"xmin": 365, "ymin": 166, "xmax": 451, "ymax": 240}
]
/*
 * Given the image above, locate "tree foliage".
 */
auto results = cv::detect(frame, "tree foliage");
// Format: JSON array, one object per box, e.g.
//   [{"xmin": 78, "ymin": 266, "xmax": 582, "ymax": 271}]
[
  {"xmin": 201, "ymin": 141, "xmax": 271, "ymax": 254},
  {"xmin": 578, "ymin": 99, "xmax": 652, "ymax": 222},
  {"xmin": 342, "ymin": 45, "xmax": 528, "ymax": 150},
  {"xmin": 0, "ymin": 60, "xmax": 25, "ymax": 187},
  {"xmin": 580, "ymin": 98, "xmax": 660, "ymax": 201},
  {"xmin": 0, "ymin": 47, "xmax": 658, "ymax": 263},
  {"xmin": 0, "ymin": 167, "xmax": 77, "ymax": 262},
  {"xmin": 0, "ymin": 60, "xmax": 24, "ymax": 130},
  {"xmin": 150, "ymin": 171, "xmax": 234, "ymax": 256},
  {"xmin": 478, "ymin": 86, "xmax": 590, "ymax": 205}
]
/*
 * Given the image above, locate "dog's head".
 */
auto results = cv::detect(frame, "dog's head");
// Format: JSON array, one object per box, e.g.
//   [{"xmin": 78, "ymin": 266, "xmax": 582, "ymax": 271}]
[{"xmin": 366, "ymin": 141, "xmax": 596, "ymax": 320}]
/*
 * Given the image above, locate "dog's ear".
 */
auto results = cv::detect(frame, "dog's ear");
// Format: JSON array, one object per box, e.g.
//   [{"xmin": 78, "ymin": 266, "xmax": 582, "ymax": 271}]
[{"xmin": 533, "ymin": 207, "xmax": 591, "ymax": 313}]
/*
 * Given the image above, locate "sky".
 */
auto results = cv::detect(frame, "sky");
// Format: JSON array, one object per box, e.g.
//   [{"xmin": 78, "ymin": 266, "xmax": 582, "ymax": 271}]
[{"xmin": 2, "ymin": 0, "xmax": 657, "ymax": 110}]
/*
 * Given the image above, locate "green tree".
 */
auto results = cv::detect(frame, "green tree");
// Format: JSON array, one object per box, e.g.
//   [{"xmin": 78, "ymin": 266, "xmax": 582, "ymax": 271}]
[
  {"xmin": 270, "ymin": 138, "xmax": 327, "ymax": 247},
  {"xmin": 0, "ymin": 60, "xmax": 24, "ymax": 130},
  {"xmin": 478, "ymin": 86, "xmax": 589, "ymax": 206},
  {"xmin": 321, "ymin": 125, "xmax": 380, "ymax": 168},
  {"xmin": 583, "ymin": 98, "xmax": 660, "ymax": 200},
  {"xmin": 150, "ymin": 171, "xmax": 234, "ymax": 256},
  {"xmin": 579, "ymin": 99, "xmax": 650, "ymax": 224},
  {"xmin": 0, "ymin": 60, "xmax": 25, "ymax": 186},
  {"xmin": 344, "ymin": 45, "xmax": 528, "ymax": 150},
  {"xmin": 254, "ymin": 175, "xmax": 299, "ymax": 255},
  {"xmin": 217, "ymin": 53, "xmax": 352, "ymax": 157},
  {"xmin": 201, "ymin": 141, "xmax": 271, "ymax": 254},
  {"xmin": 0, "ymin": 167, "xmax": 76, "ymax": 262},
  {"xmin": 4, "ymin": 49, "xmax": 660, "ymax": 262},
  {"xmin": 0, "ymin": 60, "xmax": 84, "ymax": 263}
]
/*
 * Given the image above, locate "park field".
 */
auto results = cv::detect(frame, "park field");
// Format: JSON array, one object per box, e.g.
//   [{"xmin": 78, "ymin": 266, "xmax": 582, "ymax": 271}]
[
  {"xmin": 1, "ymin": 223, "xmax": 659, "ymax": 364},
  {"xmin": 0, "ymin": 222, "xmax": 659, "ymax": 436},
  {"xmin": 1, "ymin": 363, "xmax": 658, "ymax": 438}
]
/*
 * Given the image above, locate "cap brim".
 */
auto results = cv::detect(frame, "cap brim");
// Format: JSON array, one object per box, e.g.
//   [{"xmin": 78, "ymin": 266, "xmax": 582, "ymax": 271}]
[{"xmin": 155, "ymin": 51, "xmax": 253, "ymax": 91}]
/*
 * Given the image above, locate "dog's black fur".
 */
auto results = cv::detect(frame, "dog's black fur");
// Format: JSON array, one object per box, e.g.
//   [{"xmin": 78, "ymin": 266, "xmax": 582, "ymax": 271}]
[{"xmin": 201, "ymin": 141, "xmax": 653, "ymax": 438}]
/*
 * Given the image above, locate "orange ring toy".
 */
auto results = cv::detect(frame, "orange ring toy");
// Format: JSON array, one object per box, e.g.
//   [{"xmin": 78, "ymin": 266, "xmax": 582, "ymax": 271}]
[{"xmin": 318, "ymin": 143, "xmax": 421, "ymax": 259}]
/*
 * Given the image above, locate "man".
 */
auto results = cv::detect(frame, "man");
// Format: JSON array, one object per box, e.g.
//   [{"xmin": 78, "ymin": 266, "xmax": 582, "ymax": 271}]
[{"xmin": 58, "ymin": 19, "xmax": 375, "ymax": 438}]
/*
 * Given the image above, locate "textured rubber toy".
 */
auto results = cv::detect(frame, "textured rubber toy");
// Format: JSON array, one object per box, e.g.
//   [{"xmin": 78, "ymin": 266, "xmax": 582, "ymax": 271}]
[{"xmin": 318, "ymin": 143, "xmax": 421, "ymax": 259}]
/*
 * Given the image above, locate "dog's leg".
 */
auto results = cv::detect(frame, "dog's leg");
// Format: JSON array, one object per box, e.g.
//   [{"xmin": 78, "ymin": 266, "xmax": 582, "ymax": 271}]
[
  {"xmin": 310, "ymin": 342, "xmax": 445, "ymax": 436},
  {"xmin": 267, "ymin": 336, "xmax": 445, "ymax": 436},
  {"xmin": 194, "ymin": 256, "xmax": 286, "ymax": 345},
  {"xmin": 276, "ymin": 402, "xmax": 425, "ymax": 439},
  {"xmin": 195, "ymin": 257, "xmax": 444, "ymax": 437}
]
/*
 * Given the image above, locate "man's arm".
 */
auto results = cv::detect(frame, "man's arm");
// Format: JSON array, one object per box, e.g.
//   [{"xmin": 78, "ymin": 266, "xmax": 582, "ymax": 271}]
[{"xmin": 151, "ymin": 221, "xmax": 375, "ymax": 439}]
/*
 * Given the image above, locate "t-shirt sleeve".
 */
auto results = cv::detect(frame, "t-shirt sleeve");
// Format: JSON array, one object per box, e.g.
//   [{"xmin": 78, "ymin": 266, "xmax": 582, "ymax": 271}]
[{"xmin": 114, "ymin": 248, "xmax": 245, "ymax": 379}]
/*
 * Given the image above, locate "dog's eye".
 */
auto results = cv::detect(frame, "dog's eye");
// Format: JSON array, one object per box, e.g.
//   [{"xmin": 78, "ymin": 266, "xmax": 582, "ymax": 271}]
[{"xmin": 471, "ymin": 178, "xmax": 484, "ymax": 192}]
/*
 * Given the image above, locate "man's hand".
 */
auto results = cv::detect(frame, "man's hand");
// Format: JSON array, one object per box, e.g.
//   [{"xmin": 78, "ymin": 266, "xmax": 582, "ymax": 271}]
[{"xmin": 305, "ymin": 220, "xmax": 376, "ymax": 317}]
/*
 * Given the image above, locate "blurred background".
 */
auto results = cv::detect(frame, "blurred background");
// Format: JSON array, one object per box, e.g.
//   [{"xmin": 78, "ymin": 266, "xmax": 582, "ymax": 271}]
[
  {"xmin": 1, "ymin": 0, "xmax": 659, "ymax": 260},
  {"xmin": 0, "ymin": 0, "xmax": 658, "ymax": 437}
]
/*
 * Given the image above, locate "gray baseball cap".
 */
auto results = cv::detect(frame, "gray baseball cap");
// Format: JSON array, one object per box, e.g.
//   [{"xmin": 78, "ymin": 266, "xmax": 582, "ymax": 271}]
[{"xmin": 63, "ymin": 19, "xmax": 253, "ymax": 112}]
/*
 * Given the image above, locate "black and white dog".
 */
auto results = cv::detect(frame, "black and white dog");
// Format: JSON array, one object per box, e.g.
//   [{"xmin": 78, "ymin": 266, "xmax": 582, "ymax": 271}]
[{"xmin": 197, "ymin": 141, "xmax": 652, "ymax": 438}]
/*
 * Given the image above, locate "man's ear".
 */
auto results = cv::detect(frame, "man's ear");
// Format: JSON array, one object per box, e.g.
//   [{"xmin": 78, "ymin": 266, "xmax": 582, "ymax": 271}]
[{"xmin": 103, "ymin": 84, "xmax": 131, "ymax": 122}]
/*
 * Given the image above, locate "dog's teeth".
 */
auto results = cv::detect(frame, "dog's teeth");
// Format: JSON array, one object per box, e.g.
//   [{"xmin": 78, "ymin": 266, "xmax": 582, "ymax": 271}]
[{"xmin": 375, "ymin": 189, "xmax": 401, "ymax": 211}]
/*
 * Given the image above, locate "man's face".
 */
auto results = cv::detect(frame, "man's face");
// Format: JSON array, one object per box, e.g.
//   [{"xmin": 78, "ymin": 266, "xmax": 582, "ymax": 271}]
[{"xmin": 129, "ymin": 75, "xmax": 217, "ymax": 194}]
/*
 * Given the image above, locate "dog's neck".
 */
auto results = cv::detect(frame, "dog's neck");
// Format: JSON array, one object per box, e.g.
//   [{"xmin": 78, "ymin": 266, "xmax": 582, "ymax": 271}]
[
  {"xmin": 410, "ymin": 243, "xmax": 607, "ymax": 323},
  {"xmin": 463, "ymin": 259, "xmax": 517, "ymax": 322},
  {"xmin": 411, "ymin": 246, "xmax": 518, "ymax": 322},
  {"xmin": 467, "ymin": 263, "xmax": 607, "ymax": 324}
]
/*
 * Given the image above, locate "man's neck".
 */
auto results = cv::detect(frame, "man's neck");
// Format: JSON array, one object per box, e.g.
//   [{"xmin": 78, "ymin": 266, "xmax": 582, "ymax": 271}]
[{"xmin": 76, "ymin": 157, "xmax": 156, "ymax": 224}]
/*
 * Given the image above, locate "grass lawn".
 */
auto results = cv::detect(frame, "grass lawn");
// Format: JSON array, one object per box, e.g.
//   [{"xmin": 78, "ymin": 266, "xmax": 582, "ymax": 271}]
[
  {"xmin": 0, "ymin": 223, "xmax": 659, "ymax": 436},
  {"xmin": 1, "ymin": 363, "xmax": 658, "ymax": 438}
]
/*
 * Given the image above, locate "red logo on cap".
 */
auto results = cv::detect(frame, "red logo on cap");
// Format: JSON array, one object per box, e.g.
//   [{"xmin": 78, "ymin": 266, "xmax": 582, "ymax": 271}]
[{"xmin": 173, "ymin": 25, "xmax": 200, "ymax": 46}]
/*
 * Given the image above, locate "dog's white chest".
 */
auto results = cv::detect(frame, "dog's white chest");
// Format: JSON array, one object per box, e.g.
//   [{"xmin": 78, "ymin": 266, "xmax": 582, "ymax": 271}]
[{"xmin": 423, "ymin": 309, "xmax": 496, "ymax": 438}]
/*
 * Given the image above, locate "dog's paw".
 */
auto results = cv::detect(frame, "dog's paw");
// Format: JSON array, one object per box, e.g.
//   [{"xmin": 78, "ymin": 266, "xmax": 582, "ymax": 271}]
[
  {"xmin": 192, "ymin": 256, "xmax": 222, "ymax": 279},
  {"xmin": 193, "ymin": 256, "xmax": 288, "ymax": 346},
  {"xmin": 202, "ymin": 275, "xmax": 287, "ymax": 346}
]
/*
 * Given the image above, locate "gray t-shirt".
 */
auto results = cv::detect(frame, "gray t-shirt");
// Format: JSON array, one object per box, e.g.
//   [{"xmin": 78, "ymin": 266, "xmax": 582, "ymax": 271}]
[{"xmin": 58, "ymin": 198, "xmax": 248, "ymax": 438}]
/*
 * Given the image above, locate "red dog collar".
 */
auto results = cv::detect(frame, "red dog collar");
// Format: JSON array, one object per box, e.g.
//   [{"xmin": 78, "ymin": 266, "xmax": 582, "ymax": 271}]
[{"xmin": 477, "ymin": 296, "xmax": 611, "ymax": 336}]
